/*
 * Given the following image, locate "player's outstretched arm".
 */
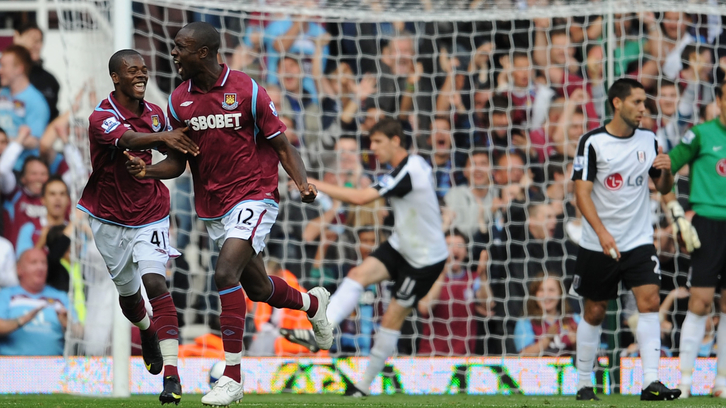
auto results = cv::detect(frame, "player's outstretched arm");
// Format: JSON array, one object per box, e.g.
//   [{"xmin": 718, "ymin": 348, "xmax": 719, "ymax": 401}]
[
  {"xmin": 268, "ymin": 132, "xmax": 317, "ymax": 203},
  {"xmin": 119, "ymin": 127, "xmax": 199, "ymax": 156},
  {"xmin": 575, "ymin": 179, "xmax": 621, "ymax": 261},
  {"xmin": 124, "ymin": 149, "xmax": 187, "ymax": 180},
  {"xmin": 310, "ymin": 178, "xmax": 381, "ymax": 206},
  {"xmin": 651, "ymin": 146, "xmax": 674, "ymax": 195}
]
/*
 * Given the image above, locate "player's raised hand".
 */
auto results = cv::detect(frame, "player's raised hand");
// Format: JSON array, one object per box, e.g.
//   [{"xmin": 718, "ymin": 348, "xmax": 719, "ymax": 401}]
[
  {"xmin": 667, "ymin": 200, "xmax": 701, "ymax": 253},
  {"xmin": 652, "ymin": 146, "xmax": 671, "ymax": 170},
  {"xmin": 124, "ymin": 151, "xmax": 146, "ymax": 179},
  {"xmin": 161, "ymin": 127, "xmax": 199, "ymax": 156},
  {"xmin": 300, "ymin": 183, "xmax": 318, "ymax": 204},
  {"xmin": 597, "ymin": 229, "xmax": 621, "ymax": 261}
]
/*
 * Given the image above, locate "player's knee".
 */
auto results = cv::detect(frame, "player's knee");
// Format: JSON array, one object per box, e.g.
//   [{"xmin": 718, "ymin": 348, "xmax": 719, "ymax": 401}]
[
  {"xmin": 245, "ymin": 279, "xmax": 272, "ymax": 302},
  {"xmin": 689, "ymin": 294, "xmax": 713, "ymax": 315},
  {"xmin": 346, "ymin": 267, "xmax": 366, "ymax": 284},
  {"xmin": 214, "ymin": 269, "xmax": 239, "ymax": 290},
  {"xmin": 139, "ymin": 261, "xmax": 169, "ymax": 298},
  {"xmin": 584, "ymin": 303, "xmax": 607, "ymax": 325}
]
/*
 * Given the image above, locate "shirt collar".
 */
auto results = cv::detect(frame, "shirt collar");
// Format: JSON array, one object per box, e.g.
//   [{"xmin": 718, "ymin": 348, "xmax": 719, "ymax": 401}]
[
  {"xmin": 107, "ymin": 92, "xmax": 151, "ymax": 120},
  {"xmin": 188, "ymin": 64, "xmax": 231, "ymax": 93}
]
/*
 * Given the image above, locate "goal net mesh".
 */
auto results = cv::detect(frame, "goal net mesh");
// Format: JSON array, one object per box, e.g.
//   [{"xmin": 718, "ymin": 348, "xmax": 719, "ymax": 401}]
[{"xmin": 54, "ymin": 0, "xmax": 726, "ymax": 392}]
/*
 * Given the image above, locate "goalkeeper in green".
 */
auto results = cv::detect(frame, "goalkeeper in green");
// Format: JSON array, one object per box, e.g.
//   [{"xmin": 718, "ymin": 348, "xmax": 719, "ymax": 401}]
[{"xmin": 666, "ymin": 81, "xmax": 726, "ymax": 399}]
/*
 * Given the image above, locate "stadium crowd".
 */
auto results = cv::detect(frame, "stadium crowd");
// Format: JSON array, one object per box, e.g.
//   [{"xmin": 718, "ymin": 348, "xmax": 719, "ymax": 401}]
[{"xmin": 0, "ymin": 5, "xmax": 722, "ymax": 359}]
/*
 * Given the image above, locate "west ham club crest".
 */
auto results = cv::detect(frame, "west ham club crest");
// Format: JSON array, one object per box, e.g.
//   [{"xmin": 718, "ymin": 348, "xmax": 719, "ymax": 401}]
[
  {"xmin": 222, "ymin": 93, "xmax": 239, "ymax": 110},
  {"xmin": 151, "ymin": 114, "xmax": 162, "ymax": 131}
]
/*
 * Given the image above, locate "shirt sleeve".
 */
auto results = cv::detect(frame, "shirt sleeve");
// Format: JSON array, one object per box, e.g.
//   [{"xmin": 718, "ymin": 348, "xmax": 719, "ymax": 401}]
[
  {"xmin": 254, "ymin": 84, "xmax": 287, "ymax": 140},
  {"xmin": 372, "ymin": 168, "xmax": 413, "ymax": 198},
  {"xmin": 166, "ymin": 94, "xmax": 184, "ymax": 129},
  {"xmin": 513, "ymin": 319, "xmax": 535, "ymax": 352},
  {"xmin": 669, "ymin": 128, "xmax": 701, "ymax": 173},
  {"xmin": 25, "ymin": 93, "xmax": 50, "ymax": 138},
  {"xmin": 88, "ymin": 111, "xmax": 127, "ymax": 147},
  {"xmin": 571, "ymin": 135, "xmax": 597, "ymax": 182}
]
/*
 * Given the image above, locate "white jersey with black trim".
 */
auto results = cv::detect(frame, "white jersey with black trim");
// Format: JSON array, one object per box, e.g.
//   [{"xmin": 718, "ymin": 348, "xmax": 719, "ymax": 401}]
[
  {"xmin": 373, "ymin": 154, "xmax": 448, "ymax": 268},
  {"xmin": 571, "ymin": 126, "xmax": 661, "ymax": 253}
]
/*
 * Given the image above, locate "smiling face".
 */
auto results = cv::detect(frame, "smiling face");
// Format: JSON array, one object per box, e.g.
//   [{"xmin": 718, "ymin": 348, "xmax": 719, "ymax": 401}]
[
  {"xmin": 17, "ymin": 248, "xmax": 48, "ymax": 294},
  {"xmin": 14, "ymin": 28, "xmax": 43, "ymax": 62},
  {"xmin": 535, "ymin": 277, "xmax": 562, "ymax": 315},
  {"xmin": 464, "ymin": 152, "xmax": 491, "ymax": 188},
  {"xmin": 112, "ymin": 54, "xmax": 148, "ymax": 101},
  {"xmin": 529, "ymin": 203, "xmax": 556, "ymax": 240},
  {"xmin": 0, "ymin": 52, "xmax": 23, "ymax": 87},
  {"xmin": 21, "ymin": 159, "xmax": 49, "ymax": 197}
]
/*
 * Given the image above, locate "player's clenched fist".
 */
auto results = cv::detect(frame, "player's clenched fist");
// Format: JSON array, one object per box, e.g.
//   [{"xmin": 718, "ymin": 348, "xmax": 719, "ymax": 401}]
[
  {"xmin": 124, "ymin": 151, "xmax": 146, "ymax": 179},
  {"xmin": 300, "ymin": 183, "xmax": 317, "ymax": 203},
  {"xmin": 652, "ymin": 146, "xmax": 671, "ymax": 170}
]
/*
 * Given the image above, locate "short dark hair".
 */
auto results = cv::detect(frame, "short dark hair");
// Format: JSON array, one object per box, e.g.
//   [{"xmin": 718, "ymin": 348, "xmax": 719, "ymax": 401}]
[
  {"xmin": 182, "ymin": 21, "xmax": 221, "ymax": 55},
  {"xmin": 369, "ymin": 117, "xmax": 408, "ymax": 148},
  {"xmin": 15, "ymin": 21, "xmax": 43, "ymax": 38},
  {"xmin": 444, "ymin": 228, "xmax": 469, "ymax": 245},
  {"xmin": 681, "ymin": 43, "xmax": 712, "ymax": 70},
  {"xmin": 488, "ymin": 93, "xmax": 510, "ymax": 114},
  {"xmin": 3, "ymin": 45, "xmax": 33, "ymax": 77},
  {"xmin": 20, "ymin": 156, "xmax": 47, "ymax": 179},
  {"xmin": 41, "ymin": 175, "xmax": 68, "ymax": 197},
  {"xmin": 659, "ymin": 78, "xmax": 676, "ymax": 91},
  {"xmin": 109, "ymin": 49, "xmax": 142, "ymax": 76},
  {"xmin": 511, "ymin": 50, "xmax": 529, "ymax": 62},
  {"xmin": 607, "ymin": 78, "xmax": 644, "ymax": 112}
]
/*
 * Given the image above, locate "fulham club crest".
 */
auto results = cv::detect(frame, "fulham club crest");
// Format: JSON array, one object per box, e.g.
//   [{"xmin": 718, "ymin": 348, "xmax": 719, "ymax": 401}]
[
  {"xmin": 222, "ymin": 93, "xmax": 239, "ymax": 110},
  {"xmin": 637, "ymin": 151, "xmax": 645, "ymax": 163},
  {"xmin": 151, "ymin": 115, "xmax": 162, "ymax": 132}
]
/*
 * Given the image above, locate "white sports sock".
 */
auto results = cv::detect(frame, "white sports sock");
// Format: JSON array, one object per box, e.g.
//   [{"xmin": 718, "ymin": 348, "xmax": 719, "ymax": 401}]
[
  {"xmin": 637, "ymin": 312, "xmax": 661, "ymax": 387},
  {"xmin": 716, "ymin": 313, "xmax": 726, "ymax": 388},
  {"xmin": 160, "ymin": 339, "xmax": 179, "ymax": 367},
  {"xmin": 679, "ymin": 311, "xmax": 707, "ymax": 385},
  {"xmin": 576, "ymin": 320, "xmax": 601, "ymax": 390},
  {"xmin": 326, "ymin": 278, "xmax": 364, "ymax": 326},
  {"xmin": 357, "ymin": 327, "xmax": 399, "ymax": 392}
]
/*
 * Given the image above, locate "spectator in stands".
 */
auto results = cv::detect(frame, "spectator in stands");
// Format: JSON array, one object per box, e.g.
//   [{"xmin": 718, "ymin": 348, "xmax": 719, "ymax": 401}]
[
  {"xmin": 13, "ymin": 22, "xmax": 60, "ymax": 121},
  {"xmin": 584, "ymin": 43, "xmax": 607, "ymax": 119},
  {"xmin": 514, "ymin": 271, "xmax": 578, "ymax": 356},
  {"xmin": 317, "ymin": 61, "xmax": 376, "ymax": 142},
  {"xmin": 264, "ymin": 10, "xmax": 328, "ymax": 100},
  {"xmin": 0, "ymin": 45, "xmax": 50, "ymax": 172},
  {"xmin": 443, "ymin": 149, "xmax": 493, "ymax": 239},
  {"xmin": 426, "ymin": 116, "xmax": 455, "ymax": 201},
  {"xmin": 549, "ymin": 90, "xmax": 586, "ymax": 159},
  {"xmin": 657, "ymin": 44, "xmax": 714, "ymax": 152},
  {"xmin": 496, "ymin": 51, "xmax": 554, "ymax": 129},
  {"xmin": 485, "ymin": 94, "xmax": 513, "ymax": 150},
  {"xmin": 277, "ymin": 55, "xmax": 322, "ymax": 151},
  {"xmin": 0, "ymin": 248, "xmax": 68, "ymax": 355},
  {"xmin": 35, "ymin": 176, "xmax": 70, "ymax": 251},
  {"xmin": 1, "ymin": 153, "xmax": 49, "ymax": 256},
  {"xmin": 417, "ymin": 230, "xmax": 483, "ymax": 356}
]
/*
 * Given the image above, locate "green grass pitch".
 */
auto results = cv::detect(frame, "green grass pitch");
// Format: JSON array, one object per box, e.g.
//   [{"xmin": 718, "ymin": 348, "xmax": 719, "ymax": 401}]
[{"xmin": 1, "ymin": 394, "xmax": 726, "ymax": 408}]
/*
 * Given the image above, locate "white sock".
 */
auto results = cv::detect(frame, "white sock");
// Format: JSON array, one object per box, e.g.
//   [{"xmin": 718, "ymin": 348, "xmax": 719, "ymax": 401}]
[
  {"xmin": 160, "ymin": 339, "xmax": 179, "ymax": 367},
  {"xmin": 134, "ymin": 314, "xmax": 151, "ymax": 331},
  {"xmin": 357, "ymin": 327, "xmax": 399, "ymax": 392},
  {"xmin": 716, "ymin": 313, "xmax": 726, "ymax": 388},
  {"xmin": 679, "ymin": 311, "xmax": 707, "ymax": 386},
  {"xmin": 300, "ymin": 292, "xmax": 311, "ymax": 312},
  {"xmin": 637, "ymin": 312, "xmax": 661, "ymax": 386},
  {"xmin": 327, "ymin": 278, "xmax": 364, "ymax": 326},
  {"xmin": 576, "ymin": 319, "xmax": 601, "ymax": 390}
]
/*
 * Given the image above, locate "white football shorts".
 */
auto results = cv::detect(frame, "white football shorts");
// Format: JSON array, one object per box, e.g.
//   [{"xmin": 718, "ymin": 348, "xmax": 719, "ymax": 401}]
[
  {"xmin": 90, "ymin": 217, "xmax": 180, "ymax": 289},
  {"xmin": 203, "ymin": 199, "xmax": 279, "ymax": 254}
]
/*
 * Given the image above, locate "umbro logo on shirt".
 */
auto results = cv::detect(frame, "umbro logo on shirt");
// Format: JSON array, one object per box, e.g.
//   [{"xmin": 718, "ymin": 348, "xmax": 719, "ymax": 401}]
[
  {"xmin": 714, "ymin": 146, "xmax": 723, "ymax": 152},
  {"xmin": 180, "ymin": 101, "xmax": 194, "ymax": 107}
]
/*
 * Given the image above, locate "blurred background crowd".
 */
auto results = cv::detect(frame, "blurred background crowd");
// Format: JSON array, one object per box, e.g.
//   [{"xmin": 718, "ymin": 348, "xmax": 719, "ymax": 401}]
[{"xmin": 0, "ymin": 1, "xmax": 720, "ymax": 362}]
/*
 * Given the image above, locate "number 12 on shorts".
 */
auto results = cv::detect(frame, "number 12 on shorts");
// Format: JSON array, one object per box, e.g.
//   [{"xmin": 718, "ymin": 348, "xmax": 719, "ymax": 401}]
[{"xmin": 238, "ymin": 208, "xmax": 254, "ymax": 225}]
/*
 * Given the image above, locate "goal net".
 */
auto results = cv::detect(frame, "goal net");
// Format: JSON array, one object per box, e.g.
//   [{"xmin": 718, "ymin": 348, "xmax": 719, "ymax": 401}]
[{"xmin": 51, "ymin": 0, "xmax": 726, "ymax": 395}]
